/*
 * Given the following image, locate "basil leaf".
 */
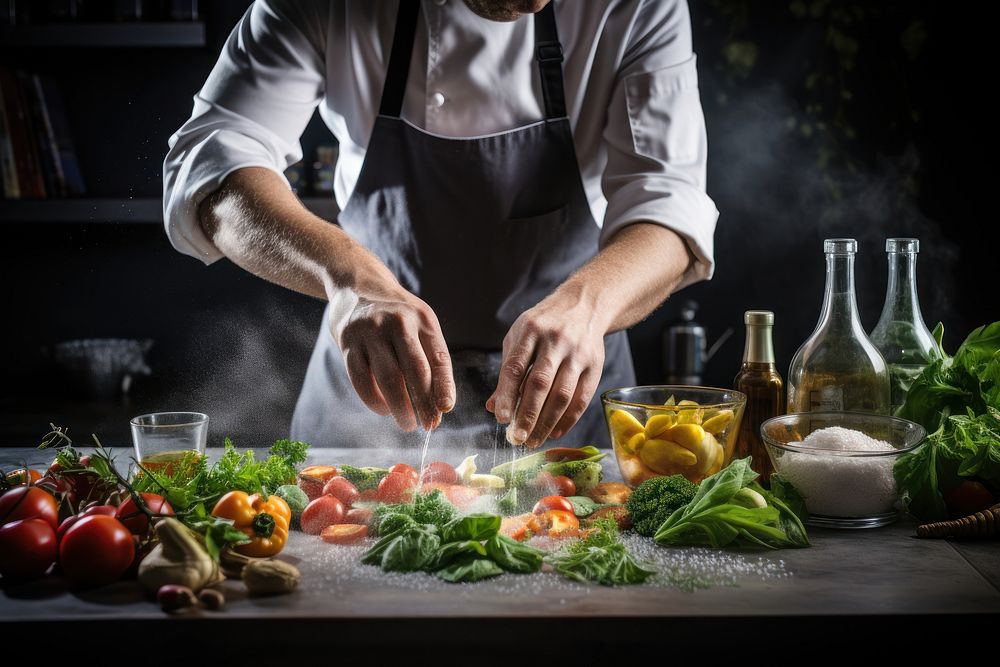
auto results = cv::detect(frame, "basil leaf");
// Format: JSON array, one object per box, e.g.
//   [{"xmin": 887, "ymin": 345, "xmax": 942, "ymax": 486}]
[
  {"xmin": 565, "ymin": 495, "xmax": 613, "ymax": 518},
  {"xmin": 754, "ymin": 480, "xmax": 810, "ymax": 548},
  {"xmin": 441, "ymin": 513, "xmax": 501, "ymax": 542},
  {"xmin": 433, "ymin": 540, "xmax": 488, "ymax": 569},
  {"xmin": 436, "ymin": 556, "xmax": 504, "ymax": 583},
  {"xmin": 485, "ymin": 534, "xmax": 544, "ymax": 574}
]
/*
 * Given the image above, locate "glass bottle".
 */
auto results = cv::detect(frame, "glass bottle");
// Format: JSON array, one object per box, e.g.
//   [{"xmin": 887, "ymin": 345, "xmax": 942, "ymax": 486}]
[
  {"xmin": 787, "ymin": 239, "xmax": 890, "ymax": 414},
  {"xmin": 869, "ymin": 238, "xmax": 939, "ymax": 414},
  {"xmin": 734, "ymin": 310, "xmax": 783, "ymax": 486}
]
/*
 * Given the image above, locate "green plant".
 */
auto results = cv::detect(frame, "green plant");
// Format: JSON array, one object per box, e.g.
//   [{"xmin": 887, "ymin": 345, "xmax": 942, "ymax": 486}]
[
  {"xmin": 625, "ymin": 475, "xmax": 699, "ymax": 537},
  {"xmin": 545, "ymin": 518, "xmax": 655, "ymax": 586}
]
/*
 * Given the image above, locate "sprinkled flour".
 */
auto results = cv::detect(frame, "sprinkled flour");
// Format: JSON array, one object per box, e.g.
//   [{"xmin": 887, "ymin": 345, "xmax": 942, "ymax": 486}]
[{"xmin": 780, "ymin": 426, "xmax": 897, "ymax": 517}]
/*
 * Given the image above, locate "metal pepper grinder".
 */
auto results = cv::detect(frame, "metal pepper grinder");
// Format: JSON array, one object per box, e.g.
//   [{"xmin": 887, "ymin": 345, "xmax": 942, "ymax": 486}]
[{"xmin": 662, "ymin": 300, "xmax": 733, "ymax": 385}]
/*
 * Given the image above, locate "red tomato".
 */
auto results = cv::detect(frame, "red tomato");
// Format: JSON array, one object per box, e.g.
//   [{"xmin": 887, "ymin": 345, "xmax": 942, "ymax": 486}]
[
  {"xmin": 298, "ymin": 466, "xmax": 340, "ymax": 501},
  {"xmin": 943, "ymin": 480, "xmax": 996, "ymax": 517},
  {"xmin": 419, "ymin": 483, "xmax": 480, "ymax": 509},
  {"xmin": 82, "ymin": 504, "xmax": 118, "ymax": 517},
  {"xmin": 357, "ymin": 488, "xmax": 379, "ymax": 503},
  {"xmin": 345, "ymin": 507, "xmax": 374, "ymax": 526},
  {"xmin": 532, "ymin": 495, "xmax": 575, "ymax": 515},
  {"xmin": 500, "ymin": 514, "xmax": 531, "ymax": 542},
  {"xmin": 59, "ymin": 515, "xmax": 135, "ymax": 587},
  {"xmin": 389, "ymin": 463, "xmax": 419, "ymax": 483},
  {"xmin": 420, "ymin": 461, "xmax": 458, "ymax": 485},
  {"xmin": 377, "ymin": 472, "xmax": 416, "ymax": 504},
  {"xmin": 320, "ymin": 524, "xmax": 368, "ymax": 545},
  {"xmin": 322, "ymin": 476, "xmax": 360, "ymax": 508},
  {"xmin": 0, "ymin": 518, "xmax": 57, "ymax": 579},
  {"xmin": 301, "ymin": 495, "xmax": 346, "ymax": 535},
  {"xmin": 0, "ymin": 486, "xmax": 59, "ymax": 530},
  {"xmin": 115, "ymin": 493, "xmax": 174, "ymax": 535},
  {"xmin": 526, "ymin": 509, "xmax": 580, "ymax": 538},
  {"xmin": 551, "ymin": 476, "xmax": 576, "ymax": 497}
]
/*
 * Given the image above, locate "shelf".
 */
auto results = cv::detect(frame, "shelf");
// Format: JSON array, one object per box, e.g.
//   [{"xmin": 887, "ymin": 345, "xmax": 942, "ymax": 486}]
[
  {"xmin": 0, "ymin": 197, "xmax": 339, "ymax": 223},
  {"xmin": 0, "ymin": 22, "xmax": 206, "ymax": 48}
]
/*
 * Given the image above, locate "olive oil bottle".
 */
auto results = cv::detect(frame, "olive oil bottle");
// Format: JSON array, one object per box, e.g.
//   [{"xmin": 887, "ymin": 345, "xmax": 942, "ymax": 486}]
[{"xmin": 734, "ymin": 310, "xmax": 783, "ymax": 486}]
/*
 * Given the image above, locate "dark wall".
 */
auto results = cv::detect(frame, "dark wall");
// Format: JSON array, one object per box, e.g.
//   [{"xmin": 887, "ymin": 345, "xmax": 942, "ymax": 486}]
[{"xmin": 0, "ymin": 1, "xmax": 993, "ymax": 447}]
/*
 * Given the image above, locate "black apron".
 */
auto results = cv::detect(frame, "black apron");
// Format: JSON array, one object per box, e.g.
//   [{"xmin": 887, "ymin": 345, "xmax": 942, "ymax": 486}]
[{"xmin": 291, "ymin": 1, "xmax": 635, "ymax": 449}]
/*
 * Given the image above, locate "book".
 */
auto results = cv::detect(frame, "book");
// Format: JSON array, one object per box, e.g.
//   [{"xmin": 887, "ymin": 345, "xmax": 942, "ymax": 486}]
[
  {"xmin": 0, "ymin": 67, "xmax": 44, "ymax": 198},
  {"xmin": 30, "ymin": 74, "xmax": 66, "ymax": 197},
  {"xmin": 0, "ymin": 69, "xmax": 19, "ymax": 198},
  {"xmin": 34, "ymin": 74, "xmax": 84, "ymax": 196},
  {"xmin": 19, "ymin": 70, "xmax": 56, "ymax": 197}
]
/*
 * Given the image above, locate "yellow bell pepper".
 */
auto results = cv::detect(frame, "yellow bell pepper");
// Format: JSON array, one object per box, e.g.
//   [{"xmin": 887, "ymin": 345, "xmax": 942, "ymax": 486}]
[{"xmin": 211, "ymin": 491, "xmax": 291, "ymax": 558}]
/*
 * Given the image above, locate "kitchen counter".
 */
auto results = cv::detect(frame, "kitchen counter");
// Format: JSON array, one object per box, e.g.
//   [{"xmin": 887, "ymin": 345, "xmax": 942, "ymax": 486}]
[{"xmin": 2, "ymin": 446, "xmax": 997, "ymax": 660}]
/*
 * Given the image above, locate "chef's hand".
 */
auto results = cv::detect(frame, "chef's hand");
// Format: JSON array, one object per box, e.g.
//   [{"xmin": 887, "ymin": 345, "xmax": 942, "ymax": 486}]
[
  {"xmin": 486, "ymin": 223, "xmax": 693, "ymax": 447},
  {"xmin": 486, "ymin": 289, "xmax": 606, "ymax": 448},
  {"xmin": 335, "ymin": 289, "xmax": 456, "ymax": 432}
]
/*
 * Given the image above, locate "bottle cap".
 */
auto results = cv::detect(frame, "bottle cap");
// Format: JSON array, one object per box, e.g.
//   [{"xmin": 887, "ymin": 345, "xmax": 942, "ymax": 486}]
[
  {"xmin": 886, "ymin": 238, "xmax": 919, "ymax": 253},
  {"xmin": 744, "ymin": 310, "xmax": 774, "ymax": 326},
  {"xmin": 824, "ymin": 238, "xmax": 857, "ymax": 254}
]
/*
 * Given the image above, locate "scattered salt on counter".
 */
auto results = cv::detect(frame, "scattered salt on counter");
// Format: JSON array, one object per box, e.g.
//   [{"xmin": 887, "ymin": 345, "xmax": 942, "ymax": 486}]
[{"xmin": 781, "ymin": 426, "xmax": 897, "ymax": 517}]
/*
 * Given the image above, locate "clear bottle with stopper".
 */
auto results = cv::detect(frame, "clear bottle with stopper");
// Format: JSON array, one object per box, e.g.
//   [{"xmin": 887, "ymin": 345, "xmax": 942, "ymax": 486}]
[
  {"xmin": 787, "ymin": 239, "xmax": 890, "ymax": 414},
  {"xmin": 734, "ymin": 310, "xmax": 783, "ymax": 486},
  {"xmin": 869, "ymin": 238, "xmax": 939, "ymax": 414}
]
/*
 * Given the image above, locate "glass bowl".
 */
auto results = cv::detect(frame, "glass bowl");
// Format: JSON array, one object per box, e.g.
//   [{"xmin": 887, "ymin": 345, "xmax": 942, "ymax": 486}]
[
  {"xmin": 760, "ymin": 411, "xmax": 926, "ymax": 529},
  {"xmin": 602, "ymin": 386, "xmax": 746, "ymax": 488}
]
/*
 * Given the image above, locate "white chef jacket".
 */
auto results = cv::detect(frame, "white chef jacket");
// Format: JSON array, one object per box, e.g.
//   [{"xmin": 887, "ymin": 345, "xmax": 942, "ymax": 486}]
[{"xmin": 163, "ymin": 0, "xmax": 719, "ymax": 289}]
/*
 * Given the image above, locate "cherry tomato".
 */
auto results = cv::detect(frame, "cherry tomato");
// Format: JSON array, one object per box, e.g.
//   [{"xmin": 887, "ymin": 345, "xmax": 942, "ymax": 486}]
[
  {"xmin": 298, "ymin": 466, "xmax": 340, "ymax": 501},
  {"xmin": 301, "ymin": 495, "xmax": 346, "ymax": 535},
  {"xmin": 588, "ymin": 482, "xmax": 632, "ymax": 505},
  {"xmin": 500, "ymin": 514, "xmax": 531, "ymax": 542},
  {"xmin": 320, "ymin": 524, "xmax": 368, "ymax": 545},
  {"xmin": 551, "ymin": 475, "xmax": 576, "ymax": 497},
  {"xmin": 115, "ymin": 493, "xmax": 174, "ymax": 535},
  {"xmin": 533, "ymin": 495, "xmax": 575, "ymax": 515},
  {"xmin": 420, "ymin": 461, "xmax": 458, "ymax": 485},
  {"xmin": 357, "ymin": 488, "xmax": 379, "ymax": 503},
  {"xmin": 59, "ymin": 515, "xmax": 135, "ymax": 587},
  {"xmin": 4, "ymin": 468, "xmax": 42, "ymax": 486},
  {"xmin": 345, "ymin": 507, "xmax": 374, "ymax": 526},
  {"xmin": 377, "ymin": 472, "xmax": 416, "ymax": 504},
  {"xmin": 322, "ymin": 476, "xmax": 360, "ymax": 508},
  {"xmin": 0, "ymin": 486, "xmax": 59, "ymax": 530},
  {"xmin": 56, "ymin": 506, "xmax": 116, "ymax": 542},
  {"xmin": 943, "ymin": 480, "xmax": 996, "ymax": 517},
  {"xmin": 389, "ymin": 463, "xmax": 419, "ymax": 483},
  {"xmin": 419, "ymin": 482, "xmax": 479, "ymax": 508},
  {"xmin": 526, "ymin": 509, "xmax": 580, "ymax": 538},
  {"xmin": 0, "ymin": 518, "xmax": 57, "ymax": 579}
]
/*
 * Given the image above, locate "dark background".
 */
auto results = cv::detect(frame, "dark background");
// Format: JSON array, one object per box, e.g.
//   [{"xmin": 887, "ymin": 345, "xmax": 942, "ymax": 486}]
[{"xmin": 0, "ymin": 0, "xmax": 993, "ymax": 447}]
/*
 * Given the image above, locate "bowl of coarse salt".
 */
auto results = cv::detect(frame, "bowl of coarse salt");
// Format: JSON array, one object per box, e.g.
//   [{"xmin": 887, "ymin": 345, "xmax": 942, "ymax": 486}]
[{"xmin": 760, "ymin": 412, "xmax": 926, "ymax": 529}]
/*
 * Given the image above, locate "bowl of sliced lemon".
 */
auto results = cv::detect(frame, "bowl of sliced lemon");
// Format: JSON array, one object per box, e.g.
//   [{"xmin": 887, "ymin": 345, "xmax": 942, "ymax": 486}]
[{"xmin": 601, "ymin": 386, "xmax": 747, "ymax": 487}]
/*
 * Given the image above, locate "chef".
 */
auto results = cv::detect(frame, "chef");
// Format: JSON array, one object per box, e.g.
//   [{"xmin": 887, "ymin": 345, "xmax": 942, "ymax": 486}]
[{"xmin": 162, "ymin": 0, "xmax": 718, "ymax": 450}]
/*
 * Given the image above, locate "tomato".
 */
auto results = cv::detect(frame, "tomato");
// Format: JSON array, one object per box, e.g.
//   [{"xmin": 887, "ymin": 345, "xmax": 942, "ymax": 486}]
[
  {"xmin": 0, "ymin": 486, "xmax": 59, "ymax": 530},
  {"xmin": 533, "ymin": 495, "xmax": 575, "ymax": 515},
  {"xmin": 420, "ymin": 482, "xmax": 480, "ymax": 508},
  {"xmin": 320, "ymin": 524, "xmax": 368, "ymax": 545},
  {"xmin": 500, "ymin": 514, "xmax": 531, "ymax": 541},
  {"xmin": 4, "ymin": 468, "xmax": 42, "ymax": 486},
  {"xmin": 301, "ymin": 495, "xmax": 346, "ymax": 535},
  {"xmin": 420, "ymin": 461, "xmax": 458, "ymax": 485},
  {"xmin": 115, "ymin": 493, "xmax": 174, "ymax": 535},
  {"xmin": 588, "ymin": 482, "xmax": 632, "ymax": 505},
  {"xmin": 345, "ymin": 507, "xmax": 374, "ymax": 526},
  {"xmin": 357, "ymin": 488, "xmax": 379, "ymax": 503},
  {"xmin": 526, "ymin": 509, "xmax": 580, "ymax": 538},
  {"xmin": 57, "ymin": 505, "xmax": 118, "ymax": 542},
  {"xmin": 943, "ymin": 480, "xmax": 996, "ymax": 517},
  {"xmin": 298, "ymin": 465, "xmax": 340, "ymax": 501},
  {"xmin": 389, "ymin": 463, "xmax": 419, "ymax": 483},
  {"xmin": 59, "ymin": 515, "xmax": 135, "ymax": 587},
  {"xmin": 377, "ymin": 472, "xmax": 416, "ymax": 504},
  {"xmin": 0, "ymin": 519, "xmax": 57, "ymax": 579},
  {"xmin": 551, "ymin": 476, "xmax": 576, "ymax": 497},
  {"xmin": 322, "ymin": 477, "xmax": 360, "ymax": 508}
]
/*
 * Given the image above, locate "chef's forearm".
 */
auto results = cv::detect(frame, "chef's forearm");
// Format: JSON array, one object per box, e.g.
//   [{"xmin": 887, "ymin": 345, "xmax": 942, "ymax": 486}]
[
  {"xmin": 197, "ymin": 167, "xmax": 400, "ymax": 303},
  {"xmin": 554, "ymin": 222, "xmax": 693, "ymax": 334}
]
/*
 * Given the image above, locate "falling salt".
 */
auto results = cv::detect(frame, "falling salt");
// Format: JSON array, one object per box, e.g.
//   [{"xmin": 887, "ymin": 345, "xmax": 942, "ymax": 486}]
[
  {"xmin": 415, "ymin": 427, "xmax": 434, "ymax": 492},
  {"xmin": 780, "ymin": 426, "xmax": 897, "ymax": 517}
]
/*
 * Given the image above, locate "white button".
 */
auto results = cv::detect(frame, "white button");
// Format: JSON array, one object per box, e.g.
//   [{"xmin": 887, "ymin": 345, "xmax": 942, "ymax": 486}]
[{"xmin": 430, "ymin": 92, "xmax": 445, "ymax": 108}]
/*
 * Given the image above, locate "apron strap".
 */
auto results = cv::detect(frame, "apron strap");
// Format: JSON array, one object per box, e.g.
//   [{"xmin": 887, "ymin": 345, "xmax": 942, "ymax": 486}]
[
  {"xmin": 379, "ymin": 0, "xmax": 421, "ymax": 118},
  {"xmin": 378, "ymin": 1, "xmax": 568, "ymax": 121},
  {"xmin": 534, "ymin": 3, "xmax": 567, "ymax": 120}
]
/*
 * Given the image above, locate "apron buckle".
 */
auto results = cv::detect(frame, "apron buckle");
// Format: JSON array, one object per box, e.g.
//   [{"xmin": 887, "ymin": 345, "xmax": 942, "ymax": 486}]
[{"xmin": 536, "ymin": 42, "xmax": 564, "ymax": 64}]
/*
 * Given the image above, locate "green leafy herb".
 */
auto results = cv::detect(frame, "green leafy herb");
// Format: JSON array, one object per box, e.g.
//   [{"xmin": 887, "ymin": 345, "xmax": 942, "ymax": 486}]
[
  {"xmin": 485, "ymin": 534, "xmax": 545, "ymax": 573},
  {"xmin": 654, "ymin": 458, "xmax": 810, "ymax": 549},
  {"xmin": 546, "ymin": 517, "xmax": 655, "ymax": 586},
  {"xmin": 564, "ymin": 495, "xmax": 615, "ymax": 518},
  {"xmin": 624, "ymin": 474, "xmax": 699, "ymax": 537},
  {"xmin": 182, "ymin": 503, "xmax": 251, "ymax": 561},
  {"xmin": 372, "ymin": 489, "xmax": 458, "ymax": 534},
  {"xmin": 436, "ymin": 556, "xmax": 505, "ymax": 583},
  {"xmin": 441, "ymin": 513, "xmax": 502, "ymax": 542},
  {"xmin": 338, "ymin": 465, "xmax": 390, "ymax": 492}
]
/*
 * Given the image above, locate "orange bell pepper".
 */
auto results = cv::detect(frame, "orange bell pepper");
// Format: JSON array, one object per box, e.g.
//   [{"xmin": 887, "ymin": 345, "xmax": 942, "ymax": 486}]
[{"xmin": 211, "ymin": 491, "xmax": 291, "ymax": 557}]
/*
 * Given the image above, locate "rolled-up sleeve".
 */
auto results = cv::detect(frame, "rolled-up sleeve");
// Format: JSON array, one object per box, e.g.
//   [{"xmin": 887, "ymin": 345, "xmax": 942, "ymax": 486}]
[
  {"xmin": 600, "ymin": 0, "xmax": 719, "ymax": 288},
  {"xmin": 162, "ymin": 0, "xmax": 327, "ymax": 264}
]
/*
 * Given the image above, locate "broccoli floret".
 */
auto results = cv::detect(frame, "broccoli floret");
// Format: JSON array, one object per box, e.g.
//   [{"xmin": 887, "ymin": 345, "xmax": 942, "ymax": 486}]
[
  {"xmin": 625, "ymin": 475, "xmax": 698, "ymax": 537},
  {"xmin": 542, "ymin": 460, "xmax": 603, "ymax": 495},
  {"xmin": 338, "ymin": 465, "xmax": 389, "ymax": 491},
  {"xmin": 373, "ymin": 489, "xmax": 458, "ymax": 534}
]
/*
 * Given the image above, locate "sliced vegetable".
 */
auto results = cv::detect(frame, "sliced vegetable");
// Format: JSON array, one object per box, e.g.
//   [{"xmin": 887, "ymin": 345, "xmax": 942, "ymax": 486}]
[
  {"xmin": 321, "ymin": 524, "xmax": 369, "ymax": 545},
  {"xmin": 532, "ymin": 495, "xmax": 574, "ymax": 515}
]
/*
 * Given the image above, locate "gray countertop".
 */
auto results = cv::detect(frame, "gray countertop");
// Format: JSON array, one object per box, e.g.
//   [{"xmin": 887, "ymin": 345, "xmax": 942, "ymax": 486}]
[{"xmin": 2, "ymin": 446, "xmax": 997, "ymax": 640}]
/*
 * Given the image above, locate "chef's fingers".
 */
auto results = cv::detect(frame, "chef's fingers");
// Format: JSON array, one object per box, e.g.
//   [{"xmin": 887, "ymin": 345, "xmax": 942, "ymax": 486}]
[
  {"xmin": 549, "ymin": 366, "xmax": 599, "ymax": 440},
  {"xmin": 510, "ymin": 352, "xmax": 562, "ymax": 448},
  {"xmin": 344, "ymin": 346, "xmax": 391, "ymax": 417},
  {"xmin": 490, "ymin": 332, "xmax": 538, "ymax": 424},
  {"xmin": 367, "ymin": 340, "xmax": 418, "ymax": 432},
  {"xmin": 392, "ymin": 330, "xmax": 437, "ymax": 430},
  {"xmin": 419, "ymin": 327, "xmax": 455, "ymax": 415},
  {"xmin": 525, "ymin": 361, "xmax": 580, "ymax": 447}
]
